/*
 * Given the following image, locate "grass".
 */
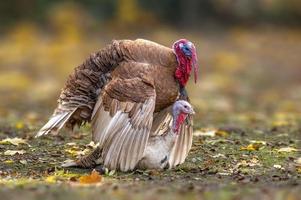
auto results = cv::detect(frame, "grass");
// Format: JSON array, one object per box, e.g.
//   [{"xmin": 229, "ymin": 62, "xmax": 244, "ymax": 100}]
[{"xmin": 0, "ymin": 118, "xmax": 300, "ymax": 200}]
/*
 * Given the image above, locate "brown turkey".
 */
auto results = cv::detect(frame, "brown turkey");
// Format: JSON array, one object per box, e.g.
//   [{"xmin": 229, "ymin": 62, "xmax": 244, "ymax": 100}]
[{"xmin": 36, "ymin": 38, "xmax": 198, "ymax": 171}]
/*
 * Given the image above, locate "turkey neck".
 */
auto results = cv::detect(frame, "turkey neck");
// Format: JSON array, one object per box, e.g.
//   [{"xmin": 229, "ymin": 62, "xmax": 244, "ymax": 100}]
[{"xmin": 153, "ymin": 66, "xmax": 179, "ymax": 112}]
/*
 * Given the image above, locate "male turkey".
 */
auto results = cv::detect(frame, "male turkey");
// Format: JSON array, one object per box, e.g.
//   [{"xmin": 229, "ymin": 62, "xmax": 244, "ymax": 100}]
[
  {"xmin": 36, "ymin": 38, "xmax": 198, "ymax": 171},
  {"xmin": 63, "ymin": 100, "xmax": 195, "ymax": 170}
]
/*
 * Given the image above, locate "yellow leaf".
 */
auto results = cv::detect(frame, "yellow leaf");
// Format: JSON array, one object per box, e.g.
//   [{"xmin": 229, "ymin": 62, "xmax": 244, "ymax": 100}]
[
  {"xmin": 240, "ymin": 143, "xmax": 261, "ymax": 151},
  {"xmin": 297, "ymin": 167, "xmax": 301, "ymax": 174},
  {"xmin": 65, "ymin": 148, "xmax": 90, "ymax": 157},
  {"xmin": 15, "ymin": 121, "xmax": 24, "ymax": 129},
  {"xmin": 45, "ymin": 175, "xmax": 56, "ymax": 183},
  {"xmin": 79, "ymin": 170, "xmax": 102, "ymax": 184},
  {"xmin": 4, "ymin": 160, "xmax": 14, "ymax": 164},
  {"xmin": 215, "ymin": 130, "xmax": 229, "ymax": 137},
  {"xmin": 277, "ymin": 147, "xmax": 299, "ymax": 153},
  {"xmin": 65, "ymin": 149, "xmax": 78, "ymax": 156},
  {"xmin": 0, "ymin": 137, "xmax": 30, "ymax": 146},
  {"xmin": 272, "ymin": 120, "xmax": 290, "ymax": 127},
  {"xmin": 4, "ymin": 150, "xmax": 26, "ymax": 155}
]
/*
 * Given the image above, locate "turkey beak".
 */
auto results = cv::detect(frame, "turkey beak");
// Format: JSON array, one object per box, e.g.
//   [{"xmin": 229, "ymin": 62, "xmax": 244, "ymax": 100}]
[{"xmin": 189, "ymin": 108, "xmax": 195, "ymax": 115}]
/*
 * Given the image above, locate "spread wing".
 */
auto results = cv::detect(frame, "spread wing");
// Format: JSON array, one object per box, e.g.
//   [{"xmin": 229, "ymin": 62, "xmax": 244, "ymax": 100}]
[
  {"xmin": 91, "ymin": 77, "xmax": 156, "ymax": 171},
  {"xmin": 168, "ymin": 115, "xmax": 193, "ymax": 168},
  {"xmin": 151, "ymin": 106, "xmax": 173, "ymax": 136},
  {"xmin": 151, "ymin": 106, "xmax": 193, "ymax": 168}
]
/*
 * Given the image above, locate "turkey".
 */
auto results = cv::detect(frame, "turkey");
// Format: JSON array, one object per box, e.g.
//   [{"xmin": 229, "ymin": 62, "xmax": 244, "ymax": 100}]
[
  {"xmin": 36, "ymin": 38, "xmax": 198, "ymax": 171},
  {"xmin": 63, "ymin": 100, "xmax": 195, "ymax": 170}
]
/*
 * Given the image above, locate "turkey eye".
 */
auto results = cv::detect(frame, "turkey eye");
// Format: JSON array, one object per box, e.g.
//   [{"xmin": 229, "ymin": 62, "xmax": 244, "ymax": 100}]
[{"xmin": 184, "ymin": 105, "xmax": 188, "ymax": 108}]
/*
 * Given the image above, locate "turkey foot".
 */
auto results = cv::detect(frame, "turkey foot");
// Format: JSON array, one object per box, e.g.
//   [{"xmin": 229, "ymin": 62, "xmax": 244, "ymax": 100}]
[{"xmin": 62, "ymin": 146, "xmax": 103, "ymax": 168}]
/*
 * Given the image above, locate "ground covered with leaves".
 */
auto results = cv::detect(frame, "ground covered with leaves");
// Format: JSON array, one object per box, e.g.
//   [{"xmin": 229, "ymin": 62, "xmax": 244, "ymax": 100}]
[
  {"xmin": 0, "ymin": 25, "xmax": 301, "ymax": 199},
  {"xmin": 0, "ymin": 116, "xmax": 300, "ymax": 200}
]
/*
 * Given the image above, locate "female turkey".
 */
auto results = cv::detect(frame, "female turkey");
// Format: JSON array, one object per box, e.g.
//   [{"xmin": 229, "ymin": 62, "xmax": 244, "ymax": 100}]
[
  {"xmin": 36, "ymin": 38, "xmax": 198, "ymax": 171},
  {"xmin": 63, "ymin": 100, "xmax": 195, "ymax": 170}
]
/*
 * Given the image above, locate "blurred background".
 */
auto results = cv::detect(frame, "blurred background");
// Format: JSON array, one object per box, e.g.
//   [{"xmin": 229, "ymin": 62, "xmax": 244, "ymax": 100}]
[{"xmin": 0, "ymin": 0, "xmax": 301, "ymax": 130}]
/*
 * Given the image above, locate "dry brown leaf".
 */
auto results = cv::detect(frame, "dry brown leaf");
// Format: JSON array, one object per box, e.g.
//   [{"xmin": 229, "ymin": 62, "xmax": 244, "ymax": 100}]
[{"xmin": 79, "ymin": 170, "xmax": 102, "ymax": 184}]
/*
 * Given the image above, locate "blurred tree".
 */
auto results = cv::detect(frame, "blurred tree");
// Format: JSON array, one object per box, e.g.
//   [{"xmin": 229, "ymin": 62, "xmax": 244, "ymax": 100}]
[
  {"xmin": 116, "ymin": 0, "xmax": 140, "ymax": 25},
  {"xmin": 0, "ymin": 0, "xmax": 301, "ymax": 31}
]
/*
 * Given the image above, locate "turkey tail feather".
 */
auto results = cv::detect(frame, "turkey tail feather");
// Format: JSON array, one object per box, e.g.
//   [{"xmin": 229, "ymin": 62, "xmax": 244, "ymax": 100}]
[{"xmin": 35, "ymin": 109, "xmax": 76, "ymax": 137}]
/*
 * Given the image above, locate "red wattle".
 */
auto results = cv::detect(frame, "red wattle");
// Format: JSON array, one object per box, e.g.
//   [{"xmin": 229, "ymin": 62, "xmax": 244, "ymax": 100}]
[
  {"xmin": 174, "ymin": 112, "xmax": 187, "ymax": 134},
  {"xmin": 173, "ymin": 39, "xmax": 198, "ymax": 86}
]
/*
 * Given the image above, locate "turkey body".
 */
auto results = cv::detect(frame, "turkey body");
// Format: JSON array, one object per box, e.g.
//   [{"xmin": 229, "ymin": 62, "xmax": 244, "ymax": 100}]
[
  {"xmin": 137, "ymin": 129, "xmax": 176, "ymax": 169},
  {"xmin": 37, "ymin": 39, "xmax": 179, "ymax": 135},
  {"xmin": 38, "ymin": 39, "xmax": 193, "ymax": 172},
  {"xmin": 110, "ymin": 58, "xmax": 179, "ymax": 113}
]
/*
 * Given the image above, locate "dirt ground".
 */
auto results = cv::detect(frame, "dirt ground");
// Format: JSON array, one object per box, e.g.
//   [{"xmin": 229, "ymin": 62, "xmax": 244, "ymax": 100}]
[{"xmin": 0, "ymin": 27, "xmax": 301, "ymax": 200}]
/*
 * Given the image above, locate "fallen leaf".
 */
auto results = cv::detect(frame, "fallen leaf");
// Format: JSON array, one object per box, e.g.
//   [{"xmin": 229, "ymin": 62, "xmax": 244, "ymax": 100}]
[
  {"xmin": 20, "ymin": 160, "xmax": 28, "ymax": 165},
  {"xmin": 249, "ymin": 140, "xmax": 267, "ymax": 145},
  {"xmin": 65, "ymin": 148, "xmax": 90, "ymax": 157},
  {"xmin": 45, "ymin": 175, "xmax": 56, "ymax": 183},
  {"xmin": 79, "ymin": 170, "xmax": 102, "ymax": 184},
  {"xmin": 194, "ymin": 129, "xmax": 216, "ymax": 137},
  {"xmin": 296, "ymin": 157, "xmax": 301, "ymax": 166},
  {"xmin": 277, "ymin": 147, "xmax": 299, "ymax": 153},
  {"xmin": 240, "ymin": 143, "xmax": 262, "ymax": 151},
  {"xmin": 206, "ymin": 139, "xmax": 231, "ymax": 145},
  {"xmin": 217, "ymin": 172, "xmax": 231, "ymax": 176},
  {"xmin": 4, "ymin": 150, "xmax": 26, "ymax": 155},
  {"xmin": 4, "ymin": 160, "xmax": 14, "ymax": 164},
  {"xmin": 215, "ymin": 130, "xmax": 229, "ymax": 137},
  {"xmin": 108, "ymin": 170, "xmax": 115, "ymax": 176},
  {"xmin": 66, "ymin": 142, "xmax": 77, "ymax": 146},
  {"xmin": 235, "ymin": 157, "xmax": 261, "ymax": 168},
  {"xmin": 272, "ymin": 120, "xmax": 290, "ymax": 127},
  {"xmin": 273, "ymin": 164, "xmax": 283, "ymax": 169},
  {"xmin": 194, "ymin": 129, "xmax": 229, "ymax": 137},
  {"xmin": 211, "ymin": 153, "xmax": 226, "ymax": 158},
  {"xmin": 0, "ymin": 137, "xmax": 30, "ymax": 146},
  {"xmin": 87, "ymin": 141, "xmax": 99, "ymax": 149},
  {"xmin": 15, "ymin": 121, "xmax": 24, "ymax": 129}
]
